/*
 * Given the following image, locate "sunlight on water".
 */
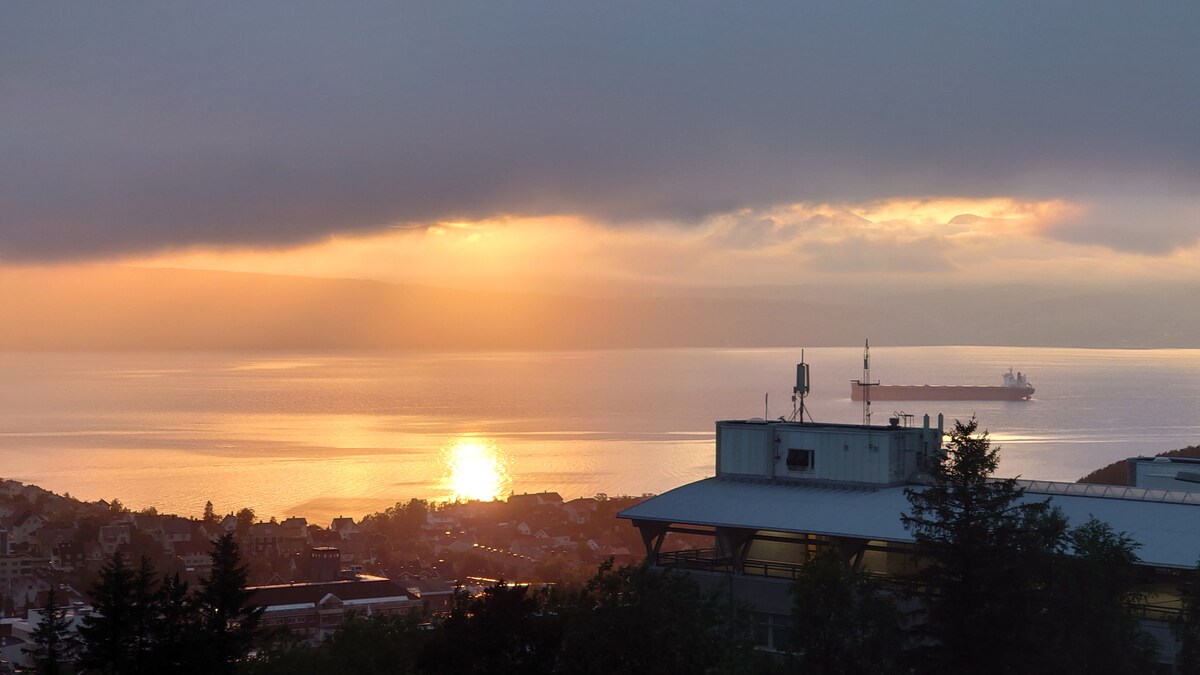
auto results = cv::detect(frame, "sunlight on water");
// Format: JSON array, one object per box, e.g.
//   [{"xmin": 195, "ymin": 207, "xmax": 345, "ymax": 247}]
[
  {"xmin": 442, "ymin": 437, "xmax": 511, "ymax": 502},
  {"xmin": 3, "ymin": 348, "xmax": 1200, "ymax": 521}
]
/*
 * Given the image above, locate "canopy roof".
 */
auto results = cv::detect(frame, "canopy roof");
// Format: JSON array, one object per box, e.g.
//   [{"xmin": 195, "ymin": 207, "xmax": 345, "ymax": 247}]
[{"xmin": 620, "ymin": 477, "xmax": 1200, "ymax": 569}]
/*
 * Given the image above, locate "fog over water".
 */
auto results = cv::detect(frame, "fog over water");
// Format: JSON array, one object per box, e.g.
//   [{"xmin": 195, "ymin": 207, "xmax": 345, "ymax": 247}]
[{"xmin": 2, "ymin": 347, "xmax": 1199, "ymax": 523}]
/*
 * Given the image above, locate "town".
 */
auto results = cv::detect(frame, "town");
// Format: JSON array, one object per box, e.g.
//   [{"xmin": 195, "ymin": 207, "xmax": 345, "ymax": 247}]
[{"xmin": 0, "ymin": 478, "xmax": 649, "ymax": 666}]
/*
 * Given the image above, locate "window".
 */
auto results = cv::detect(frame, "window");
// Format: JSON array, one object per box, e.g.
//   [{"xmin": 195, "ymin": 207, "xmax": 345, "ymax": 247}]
[{"xmin": 786, "ymin": 448, "xmax": 814, "ymax": 472}]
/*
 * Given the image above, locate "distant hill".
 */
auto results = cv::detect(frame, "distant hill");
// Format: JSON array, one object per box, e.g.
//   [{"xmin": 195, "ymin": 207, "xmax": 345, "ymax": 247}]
[
  {"xmin": 1078, "ymin": 445, "xmax": 1200, "ymax": 486},
  {"xmin": 2, "ymin": 266, "xmax": 1199, "ymax": 350}
]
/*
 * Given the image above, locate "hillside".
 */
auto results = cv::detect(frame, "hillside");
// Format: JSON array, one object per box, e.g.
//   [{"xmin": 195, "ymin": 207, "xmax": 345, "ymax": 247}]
[{"xmin": 1078, "ymin": 445, "xmax": 1200, "ymax": 486}]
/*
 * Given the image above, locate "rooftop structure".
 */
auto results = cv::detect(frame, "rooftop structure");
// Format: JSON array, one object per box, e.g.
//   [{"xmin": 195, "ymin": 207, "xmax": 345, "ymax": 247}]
[
  {"xmin": 1129, "ymin": 455, "xmax": 1200, "ymax": 492},
  {"xmin": 619, "ymin": 362, "xmax": 1197, "ymax": 659},
  {"xmin": 250, "ymin": 576, "xmax": 419, "ymax": 644}
]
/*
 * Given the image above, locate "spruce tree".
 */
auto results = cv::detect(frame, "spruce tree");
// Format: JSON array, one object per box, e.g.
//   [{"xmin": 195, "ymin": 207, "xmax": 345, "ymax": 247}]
[
  {"xmin": 902, "ymin": 417, "xmax": 1066, "ymax": 675},
  {"xmin": 25, "ymin": 588, "xmax": 78, "ymax": 675},
  {"xmin": 78, "ymin": 551, "xmax": 136, "ymax": 674},
  {"xmin": 195, "ymin": 532, "xmax": 263, "ymax": 674},
  {"xmin": 128, "ymin": 555, "xmax": 158, "ymax": 675},
  {"xmin": 148, "ymin": 571, "xmax": 198, "ymax": 674}
]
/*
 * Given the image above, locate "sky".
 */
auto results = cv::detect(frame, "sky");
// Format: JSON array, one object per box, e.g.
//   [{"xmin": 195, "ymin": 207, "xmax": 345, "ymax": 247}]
[{"xmin": 3, "ymin": 2, "xmax": 1200, "ymax": 300}]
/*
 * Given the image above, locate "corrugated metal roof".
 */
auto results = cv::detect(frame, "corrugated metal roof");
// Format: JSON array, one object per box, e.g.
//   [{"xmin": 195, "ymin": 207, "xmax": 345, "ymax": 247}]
[{"xmin": 619, "ymin": 477, "xmax": 1200, "ymax": 569}]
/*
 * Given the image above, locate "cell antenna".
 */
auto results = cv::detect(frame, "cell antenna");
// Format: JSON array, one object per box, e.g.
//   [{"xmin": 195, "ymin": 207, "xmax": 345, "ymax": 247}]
[{"xmin": 791, "ymin": 350, "xmax": 811, "ymax": 423}]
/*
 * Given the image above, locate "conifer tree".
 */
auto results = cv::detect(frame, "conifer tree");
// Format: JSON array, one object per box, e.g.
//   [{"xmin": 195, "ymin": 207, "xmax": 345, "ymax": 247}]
[
  {"xmin": 148, "ymin": 571, "xmax": 199, "ymax": 674},
  {"xmin": 902, "ymin": 417, "xmax": 1066, "ymax": 675},
  {"xmin": 128, "ymin": 555, "xmax": 158, "ymax": 675},
  {"xmin": 195, "ymin": 532, "xmax": 263, "ymax": 674},
  {"xmin": 78, "ymin": 551, "xmax": 136, "ymax": 674},
  {"xmin": 25, "ymin": 588, "xmax": 77, "ymax": 675}
]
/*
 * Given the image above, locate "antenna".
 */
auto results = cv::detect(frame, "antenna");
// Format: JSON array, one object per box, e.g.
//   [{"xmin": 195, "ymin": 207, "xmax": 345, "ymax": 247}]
[
  {"xmin": 791, "ymin": 349, "xmax": 810, "ymax": 423},
  {"xmin": 860, "ymin": 339, "xmax": 878, "ymax": 426}
]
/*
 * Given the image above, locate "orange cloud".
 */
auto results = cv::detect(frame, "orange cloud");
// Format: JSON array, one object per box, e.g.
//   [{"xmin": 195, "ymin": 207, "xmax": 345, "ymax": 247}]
[{"xmin": 119, "ymin": 195, "xmax": 1199, "ymax": 294}]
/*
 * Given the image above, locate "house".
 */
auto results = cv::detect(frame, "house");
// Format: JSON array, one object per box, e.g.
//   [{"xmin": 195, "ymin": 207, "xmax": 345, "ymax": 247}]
[
  {"xmin": 533, "ymin": 529, "xmax": 573, "ymax": 548},
  {"xmin": 247, "ymin": 522, "xmax": 281, "ymax": 556},
  {"xmin": 161, "ymin": 517, "xmax": 193, "ymax": 547},
  {"xmin": 250, "ymin": 577, "xmax": 420, "ymax": 644},
  {"xmin": 51, "ymin": 541, "xmax": 86, "ymax": 571},
  {"xmin": 98, "ymin": 525, "xmax": 131, "ymax": 555},
  {"xmin": 563, "ymin": 498, "xmax": 598, "ymax": 524},
  {"xmin": 330, "ymin": 517, "xmax": 359, "ymax": 540},
  {"xmin": 10, "ymin": 512, "xmax": 45, "ymax": 545},
  {"xmin": 35, "ymin": 527, "xmax": 75, "ymax": 558},
  {"xmin": 172, "ymin": 539, "xmax": 213, "ymax": 571},
  {"xmin": 405, "ymin": 577, "xmax": 455, "ymax": 616},
  {"xmin": 0, "ymin": 555, "xmax": 51, "ymax": 585},
  {"xmin": 280, "ymin": 517, "xmax": 309, "ymax": 541}
]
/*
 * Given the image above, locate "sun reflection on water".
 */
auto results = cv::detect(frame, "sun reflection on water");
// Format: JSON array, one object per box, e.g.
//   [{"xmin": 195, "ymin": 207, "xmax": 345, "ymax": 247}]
[{"xmin": 443, "ymin": 437, "xmax": 511, "ymax": 502}]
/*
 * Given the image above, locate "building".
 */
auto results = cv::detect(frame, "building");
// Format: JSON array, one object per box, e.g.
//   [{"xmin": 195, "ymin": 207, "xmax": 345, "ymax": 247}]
[
  {"xmin": 250, "ymin": 577, "xmax": 420, "ymax": 644},
  {"xmin": 1129, "ymin": 455, "xmax": 1200, "ymax": 491},
  {"xmin": 621, "ymin": 412, "xmax": 1200, "ymax": 662}
]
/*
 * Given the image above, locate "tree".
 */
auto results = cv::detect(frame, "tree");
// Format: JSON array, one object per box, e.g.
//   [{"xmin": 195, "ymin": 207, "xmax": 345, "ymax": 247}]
[
  {"xmin": 235, "ymin": 507, "xmax": 256, "ymax": 535},
  {"xmin": 902, "ymin": 417, "xmax": 1067, "ymax": 675},
  {"xmin": 556, "ymin": 561, "xmax": 753, "ymax": 675},
  {"xmin": 194, "ymin": 532, "xmax": 263, "ymax": 674},
  {"xmin": 147, "ymin": 571, "xmax": 198, "ymax": 674},
  {"xmin": 127, "ymin": 556, "xmax": 158, "ymax": 675},
  {"xmin": 1178, "ymin": 561, "xmax": 1200, "ymax": 675},
  {"xmin": 25, "ymin": 588, "xmax": 78, "ymax": 675},
  {"xmin": 203, "ymin": 500, "xmax": 218, "ymax": 526},
  {"xmin": 422, "ymin": 581, "xmax": 561, "ymax": 675},
  {"xmin": 789, "ymin": 548, "xmax": 903, "ymax": 675},
  {"xmin": 321, "ymin": 612, "xmax": 429, "ymax": 675},
  {"xmin": 78, "ymin": 552, "xmax": 136, "ymax": 674},
  {"xmin": 1043, "ymin": 518, "xmax": 1157, "ymax": 674}
]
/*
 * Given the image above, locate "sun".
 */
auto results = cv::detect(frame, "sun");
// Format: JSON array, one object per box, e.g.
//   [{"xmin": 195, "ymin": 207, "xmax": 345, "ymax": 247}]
[{"xmin": 443, "ymin": 437, "xmax": 511, "ymax": 502}]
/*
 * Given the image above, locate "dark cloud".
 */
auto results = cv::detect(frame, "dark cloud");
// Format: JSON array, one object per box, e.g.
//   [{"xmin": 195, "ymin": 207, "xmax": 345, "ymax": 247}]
[
  {"xmin": 1044, "ymin": 193, "xmax": 1200, "ymax": 254},
  {"xmin": 2, "ymin": 2, "xmax": 1199, "ymax": 260}
]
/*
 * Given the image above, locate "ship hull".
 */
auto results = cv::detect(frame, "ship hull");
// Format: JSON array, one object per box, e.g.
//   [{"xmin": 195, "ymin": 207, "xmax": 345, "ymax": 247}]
[{"xmin": 850, "ymin": 382, "xmax": 1034, "ymax": 401}]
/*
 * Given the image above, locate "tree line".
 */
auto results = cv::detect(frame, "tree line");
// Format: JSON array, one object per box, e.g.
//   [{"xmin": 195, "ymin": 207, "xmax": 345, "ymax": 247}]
[{"xmin": 26, "ymin": 532, "xmax": 261, "ymax": 675}]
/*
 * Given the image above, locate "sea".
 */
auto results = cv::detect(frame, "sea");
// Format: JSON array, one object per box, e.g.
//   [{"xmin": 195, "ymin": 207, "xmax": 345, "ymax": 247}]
[{"xmin": 2, "ymin": 347, "xmax": 1200, "ymax": 524}]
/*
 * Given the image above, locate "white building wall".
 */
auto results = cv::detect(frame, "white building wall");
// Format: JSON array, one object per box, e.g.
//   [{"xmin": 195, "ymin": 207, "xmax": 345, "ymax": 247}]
[
  {"xmin": 717, "ymin": 424, "xmax": 774, "ymax": 478},
  {"xmin": 774, "ymin": 429, "xmax": 890, "ymax": 484}
]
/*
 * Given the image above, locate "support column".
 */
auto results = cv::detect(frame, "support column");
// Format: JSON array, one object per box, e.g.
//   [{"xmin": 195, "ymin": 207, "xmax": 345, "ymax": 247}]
[
  {"xmin": 631, "ymin": 520, "xmax": 669, "ymax": 566},
  {"xmin": 715, "ymin": 527, "xmax": 757, "ymax": 573},
  {"xmin": 832, "ymin": 537, "xmax": 869, "ymax": 572}
]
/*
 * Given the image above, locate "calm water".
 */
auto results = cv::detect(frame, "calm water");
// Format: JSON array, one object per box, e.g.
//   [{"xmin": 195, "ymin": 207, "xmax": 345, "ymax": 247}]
[{"xmin": 2, "ymin": 347, "xmax": 1199, "ymax": 523}]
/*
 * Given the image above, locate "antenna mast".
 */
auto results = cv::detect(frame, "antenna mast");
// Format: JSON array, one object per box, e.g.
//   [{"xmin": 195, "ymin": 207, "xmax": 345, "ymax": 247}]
[
  {"xmin": 792, "ymin": 350, "xmax": 810, "ymax": 423},
  {"xmin": 860, "ymin": 339, "xmax": 877, "ymax": 426}
]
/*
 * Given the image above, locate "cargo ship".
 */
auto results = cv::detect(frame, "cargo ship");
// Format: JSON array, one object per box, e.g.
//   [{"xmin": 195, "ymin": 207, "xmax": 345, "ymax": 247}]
[
  {"xmin": 850, "ymin": 341, "xmax": 1035, "ymax": 401},
  {"xmin": 850, "ymin": 369, "xmax": 1035, "ymax": 401}
]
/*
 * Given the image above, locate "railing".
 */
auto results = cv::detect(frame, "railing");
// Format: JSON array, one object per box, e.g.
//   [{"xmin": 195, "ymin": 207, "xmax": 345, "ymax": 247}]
[{"xmin": 656, "ymin": 549, "xmax": 810, "ymax": 580}]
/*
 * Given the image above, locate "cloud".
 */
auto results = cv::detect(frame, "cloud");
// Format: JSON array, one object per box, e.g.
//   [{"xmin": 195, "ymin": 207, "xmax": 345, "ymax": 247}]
[
  {"xmin": 2, "ymin": 2, "xmax": 1198, "ymax": 260},
  {"xmin": 1043, "ymin": 194, "xmax": 1200, "ymax": 254}
]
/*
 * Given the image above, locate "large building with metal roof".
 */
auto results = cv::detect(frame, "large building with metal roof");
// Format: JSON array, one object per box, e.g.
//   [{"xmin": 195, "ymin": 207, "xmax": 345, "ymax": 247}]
[{"xmin": 619, "ymin": 412, "xmax": 1198, "ymax": 659}]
